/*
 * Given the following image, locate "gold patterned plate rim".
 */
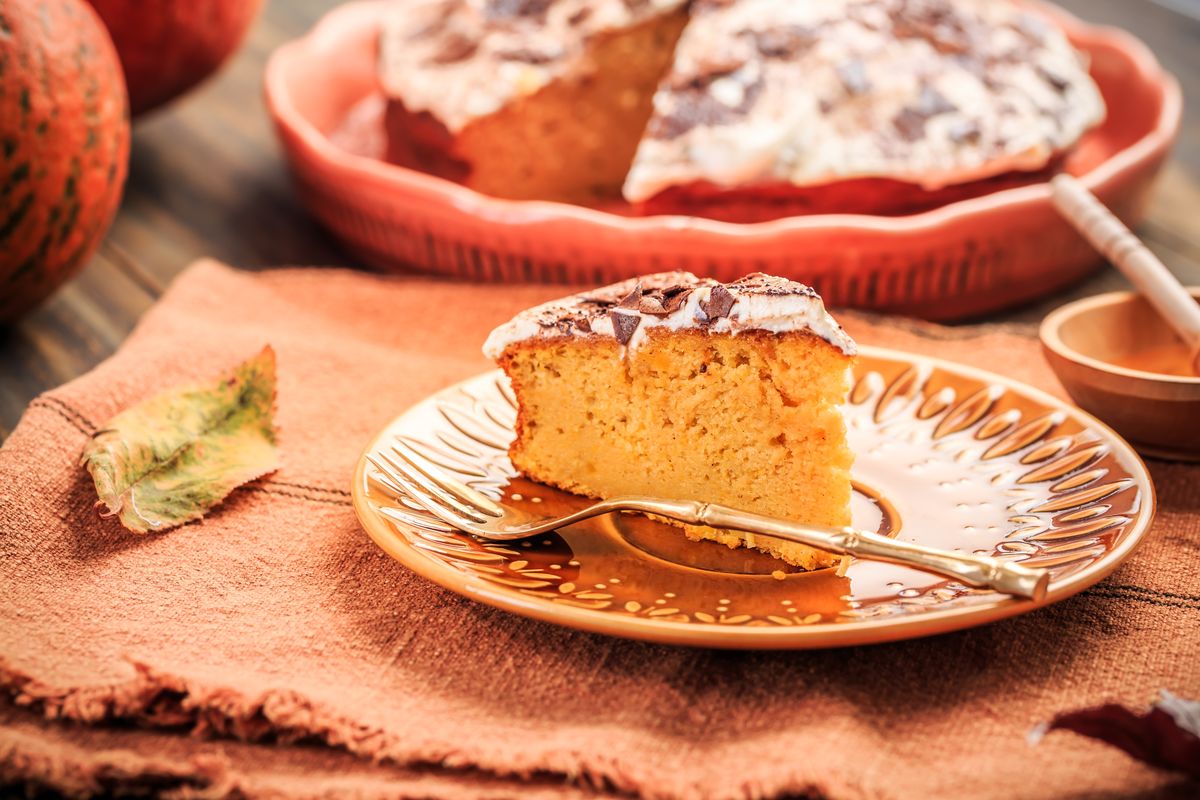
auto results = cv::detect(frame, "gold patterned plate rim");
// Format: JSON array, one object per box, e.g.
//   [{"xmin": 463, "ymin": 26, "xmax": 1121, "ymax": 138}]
[{"xmin": 351, "ymin": 346, "xmax": 1156, "ymax": 649}]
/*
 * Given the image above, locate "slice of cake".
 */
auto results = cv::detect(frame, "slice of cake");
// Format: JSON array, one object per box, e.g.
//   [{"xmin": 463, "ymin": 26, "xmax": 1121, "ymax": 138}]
[
  {"xmin": 483, "ymin": 272, "xmax": 857, "ymax": 569},
  {"xmin": 624, "ymin": 0, "xmax": 1106, "ymax": 217},
  {"xmin": 379, "ymin": 0, "xmax": 688, "ymax": 204}
]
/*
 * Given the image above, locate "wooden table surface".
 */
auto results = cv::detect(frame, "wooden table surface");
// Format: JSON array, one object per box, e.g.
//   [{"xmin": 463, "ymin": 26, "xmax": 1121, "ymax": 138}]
[{"xmin": 2, "ymin": 0, "xmax": 1198, "ymax": 439}]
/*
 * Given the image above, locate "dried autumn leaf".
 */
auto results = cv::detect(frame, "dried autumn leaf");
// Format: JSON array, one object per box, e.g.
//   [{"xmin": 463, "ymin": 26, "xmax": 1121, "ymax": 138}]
[
  {"xmin": 82, "ymin": 346, "xmax": 280, "ymax": 533},
  {"xmin": 1030, "ymin": 690, "xmax": 1200, "ymax": 778}
]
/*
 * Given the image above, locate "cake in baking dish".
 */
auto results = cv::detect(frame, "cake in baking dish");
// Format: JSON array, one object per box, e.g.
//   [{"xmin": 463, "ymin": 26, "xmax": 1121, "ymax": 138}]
[
  {"xmin": 483, "ymin": 272, "xmax": 857, "ymax": 569},
  {"xmin": 380, "ymin": 0, "xmax": 1105, "ymax": 216}
]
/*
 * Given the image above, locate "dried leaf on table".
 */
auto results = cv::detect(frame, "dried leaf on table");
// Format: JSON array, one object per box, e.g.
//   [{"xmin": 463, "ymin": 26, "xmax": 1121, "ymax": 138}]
[
  {"xmin": 1030, "ymin": 690, "xmax": 1200, "ymax": 778},
  {"xmin": 81, "ymin": 346, "xmax": 280, "ymax": 533}
]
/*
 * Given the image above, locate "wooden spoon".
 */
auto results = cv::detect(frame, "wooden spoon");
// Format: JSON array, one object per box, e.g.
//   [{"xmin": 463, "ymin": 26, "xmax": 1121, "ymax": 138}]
[{"xmin": 1051, "ymin": 174, "xmax": 1200, "ymax": 376}]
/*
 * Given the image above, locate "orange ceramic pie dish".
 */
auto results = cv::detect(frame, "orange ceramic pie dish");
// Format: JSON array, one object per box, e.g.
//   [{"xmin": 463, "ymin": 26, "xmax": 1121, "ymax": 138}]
[{"xmin": 264, "ymin": 0, "xmax": 1180, "ymax": 320}]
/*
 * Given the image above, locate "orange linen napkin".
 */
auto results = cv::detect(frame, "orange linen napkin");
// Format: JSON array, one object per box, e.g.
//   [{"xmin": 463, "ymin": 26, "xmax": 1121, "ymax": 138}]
[{"xmin": 1, "ymin": 260, "xmax": 1197, "ymax": 800}]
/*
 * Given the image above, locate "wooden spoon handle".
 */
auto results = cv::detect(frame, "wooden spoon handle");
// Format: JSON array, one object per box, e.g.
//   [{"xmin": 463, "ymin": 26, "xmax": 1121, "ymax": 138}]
[{"xmin": 1051, "ymin": 174, "xmax": 1200, "ymax": 354}]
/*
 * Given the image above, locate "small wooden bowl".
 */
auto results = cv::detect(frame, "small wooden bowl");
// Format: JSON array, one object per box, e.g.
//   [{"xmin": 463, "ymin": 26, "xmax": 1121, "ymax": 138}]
[{"xmin": 1041, "ymin": 288, "xmax": 1200, "ymax": 461}]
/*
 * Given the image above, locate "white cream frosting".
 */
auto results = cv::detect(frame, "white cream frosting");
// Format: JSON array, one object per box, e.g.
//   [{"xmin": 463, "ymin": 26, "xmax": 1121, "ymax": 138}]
[{"xmin": 483, "ymin": 272, "xmax": 857, "ymax": 358}]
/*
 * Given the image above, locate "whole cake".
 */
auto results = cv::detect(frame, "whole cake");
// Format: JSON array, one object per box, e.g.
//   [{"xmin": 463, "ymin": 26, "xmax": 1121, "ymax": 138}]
[
  {"xmin": 380, "ymin": 0, "xmax": 1105, "ymax": 217},
  {"xmin": 484, "ymin": 272, "xmax": 857, "ymax": 569}
]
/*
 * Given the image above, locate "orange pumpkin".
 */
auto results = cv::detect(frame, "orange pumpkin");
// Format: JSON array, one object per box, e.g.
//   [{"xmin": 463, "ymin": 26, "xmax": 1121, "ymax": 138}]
[
  {"xmin": 0, "ymin": 0, "xmax": 130, "ymax": 323},
  {"xmin": 86, "ymin": 0, "xmax": 262, "ymax": 115}
]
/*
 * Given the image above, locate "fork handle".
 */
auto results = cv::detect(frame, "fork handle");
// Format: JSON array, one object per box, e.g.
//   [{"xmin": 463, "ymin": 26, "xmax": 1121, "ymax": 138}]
[{"xmin": 618, "ymin": 498, "xmax": 1049, "ymax": 601}]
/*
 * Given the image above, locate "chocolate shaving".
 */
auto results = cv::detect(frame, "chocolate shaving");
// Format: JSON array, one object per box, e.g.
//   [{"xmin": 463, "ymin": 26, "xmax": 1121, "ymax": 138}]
[
  {"xmin": 892, "ymin": 107, "xmax": 926, "ymax": 142},
  {"xmin": 637, "ymin": 296, "xmax": 669, "ymax": 316},
  {"xmin": 578, "ymin": 294, "xmax": 617, "ymax": 308},
  {"xmin": 648, "ymin": 77, "xmax": 764, "ymax": 140},
  {"xmin": 836, "ymin": 59, "xmax": 870, "ymax": 96},
  {"xmin": 661, "ymin": 287, "xmax": 693, "ymax": 313},
  {"xmin": 893, "ymin": 84, "xmax": 957, "ymax": 141},
  {"xmin": 695, "ymin": 54, "xmax": 746, "ymax": 82},
  {"xmin": 699, "ymin": 285, "xmax": 735, "ymax": 320},
  {"xmin": 667, "ymin": 54, "xmax": 745, "ymax": 93},
  {"xmin": 609, "ymin": 310, "xmax": 641, "ymax": 346},
  {"xmin": 916, "ymin": 84, "xmax": 957, "ymax": 116},
  {"xmin": 952, "ymin": 54, "xmax": 999, "ymax": 88},
  {"xmin": 747, "ymin": 25, "xmax": 818, "ymax": 59},
  {"xmin": 729, "ymin": 273, "xmax": 813, "ymax": 297},
  {"xmin": 567, "ymin": 6, "xmax": 591, "ymax": 25},
  {"xmin": 891, "ymin": 0, "xmax": 972, "ymax": 55},
  {"xmin": 496, "ymin": 46, "xmax": 561, "ymax": 64},
  {"xmin": 485, "ymin": 0, "xmax": 553, "ymax": 20},
  {"xmin": 947, "ymin": 119, "xmax": 981, "ymax": 144},
  {"xmin": 982, "ymin": 68, "xmax": 1005, "ymax": 92},
  {"xmin": 428, "ymin": 31, "xmax": 479, "ymax": 64},
  {"xmin": 1037, "ymin": 65, "xmax": 1070, "ymax": 93},
  {"xmin": 617, "ymin": 283, "xmax": 643, "ymax": 309}
]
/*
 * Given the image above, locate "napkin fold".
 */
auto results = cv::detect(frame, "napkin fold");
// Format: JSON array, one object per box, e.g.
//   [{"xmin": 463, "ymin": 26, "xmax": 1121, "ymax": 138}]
[{"xmin": 1, "ymin": 260, "xmax": 1197, "ymax": 800}]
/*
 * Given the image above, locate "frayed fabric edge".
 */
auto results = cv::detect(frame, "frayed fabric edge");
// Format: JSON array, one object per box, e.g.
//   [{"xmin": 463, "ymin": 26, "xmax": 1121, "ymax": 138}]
[
  {"xmin": 0, "ymin": 659, "xmax": 645, "ymax": 799},
  {"xmin": 0, "ymin": 658, "xmax": 862, "ymax": 800}
]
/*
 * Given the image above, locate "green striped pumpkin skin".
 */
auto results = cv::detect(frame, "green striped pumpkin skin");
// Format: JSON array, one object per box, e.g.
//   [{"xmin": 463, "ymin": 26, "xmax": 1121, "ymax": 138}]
[{"xmin": 0, "ymin": 0, "xmax": 130, "ymax": 323}]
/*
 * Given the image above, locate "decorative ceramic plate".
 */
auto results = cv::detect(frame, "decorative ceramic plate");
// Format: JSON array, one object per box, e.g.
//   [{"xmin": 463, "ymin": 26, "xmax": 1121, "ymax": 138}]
[
  {"xmin": 351, "ymin": 347, "xmax": 1155, "ymax": 649},
  {"xmin": 266, "ymin": 2, "xmax": 1179, "ymax": 320}
]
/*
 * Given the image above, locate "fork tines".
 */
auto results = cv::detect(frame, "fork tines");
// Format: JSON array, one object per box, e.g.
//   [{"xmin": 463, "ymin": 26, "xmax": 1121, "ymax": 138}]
[{"xmin": 368, "ymin": 441, "xmax": 504, "ymax": 530}]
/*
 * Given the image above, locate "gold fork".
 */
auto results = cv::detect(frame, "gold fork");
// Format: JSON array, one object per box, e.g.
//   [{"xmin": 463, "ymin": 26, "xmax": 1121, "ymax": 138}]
[{"xmin": 368, "ymin": 441, "xmax": 1050, "ymax": 601}]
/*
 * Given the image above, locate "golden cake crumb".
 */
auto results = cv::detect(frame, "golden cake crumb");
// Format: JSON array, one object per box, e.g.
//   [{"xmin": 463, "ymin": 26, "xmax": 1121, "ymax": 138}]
[{"xmin": 487, "ymin": 272, "xmax": 856, "ymax": 570}]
